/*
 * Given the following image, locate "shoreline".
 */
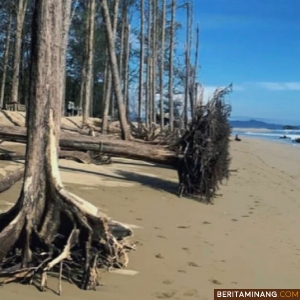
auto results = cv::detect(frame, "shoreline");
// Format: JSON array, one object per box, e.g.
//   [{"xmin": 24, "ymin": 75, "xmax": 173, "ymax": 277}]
[{"xmin": 1, "ymin": 137, "xmax": 300, "ymax": 299}]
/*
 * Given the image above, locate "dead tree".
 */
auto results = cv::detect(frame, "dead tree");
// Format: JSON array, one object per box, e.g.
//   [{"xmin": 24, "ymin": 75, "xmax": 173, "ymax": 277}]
[
  {"xmin": 81, "ymin": 0, "xmax": 96, "ymax": 126},
  {"xmin": 138, "ymin": 0, "xmax": 145, "ymax": 122},
  {"xmin": 100, "ymin": 0, "xmax": 131, "ymax": 140},
  {"xmin": 60, "ymin": 0, "xmax": 73, "ymax": 115},
  {"xmin": 0, "ymin": 10, "xmax": 12, "ymax": 108},
  {"xmin": 0, "ymin": 0, "xmax": 134, "ymax": 292},
  {"xmin": 102, "ymin": 0, "xmax": 120, "ymax": 134},
  {"xmin": 10, "ymin": 0, "xmax": 29, "ymax": 104},
  {"xmin": 168, "ymin": 0, "xmax": 176, "ymax": 131},
  {"xmin": 159, "ymin": 0, "xmax": 166, "ymax": 129}
]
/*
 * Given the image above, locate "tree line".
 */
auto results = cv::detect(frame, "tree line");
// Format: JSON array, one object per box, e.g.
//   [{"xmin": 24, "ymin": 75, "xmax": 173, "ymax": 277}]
[{"xmin": 0, "ymin": 0, "xmax": 201, "ymax": 137}]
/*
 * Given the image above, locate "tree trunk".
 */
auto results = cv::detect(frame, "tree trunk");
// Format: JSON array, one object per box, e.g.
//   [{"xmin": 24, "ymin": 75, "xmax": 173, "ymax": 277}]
[
  {"xmin": 101, "ymin": 59, "xmax": 111, "ymax": 134},
  {"xmin": 100, "ymin": 0, "xmax": 131, "ymax": 140},
  {"xmin": 0, "ymin": 0, "xmax": 134, "ymax": 292},
  {"xmin": 138, "ymin": 0, "xmax": 145, "ymax": 122},
  {"xmin": 184, "ymin": 2, "xmax": 191, "ymax": 128},
  {"xmin": 102, "ymin": 0, "xmax": 120, "ymax": 134},
  {"xmin": 60, "ymin": 0, "xmax": 73, "ymax": 116},
  {"xmin": 168, "ymin": 0, "xmax": 176, "ymax": 131},
  {"xmin": 118, "ymin": 2, "xmax": 126, "ymax": 89},
  {"xmin": 159, "ymin": 0, "xmax": 166, "ymax": 129},
  {"xmin": 145, "ymin": 0, "xmax": 152, "ymax": 127},
  {"xmin": 123, "ymin": 23, "xmax": 130, "ymax": 119},
  {"xmin": 151, "ymin": 0, "xmax": 157, "ymax": 124},
  {"xmin": 0, "ymin": 11, "xmax": 12, "ymax": 109},
  {"xmin": 193, "ymin": 23, "xmax": 200, "ymax": 111},
  {"xmin": 10, "ymin": 0, "xmax": 29, "ymax": 104},
  {"xmin": 82, "ymin": 0, "xmax": 96, "ymax": 125},
  {"xmin": 0, "ymin": 125, "xmax": 178, "ymax": 166}
]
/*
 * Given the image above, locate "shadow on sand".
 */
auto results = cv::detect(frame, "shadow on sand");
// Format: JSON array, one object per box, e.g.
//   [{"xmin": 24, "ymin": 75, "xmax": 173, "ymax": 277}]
[{"xmin": 60, "ymin": 166, "xmax": 179, "ymax": 197}]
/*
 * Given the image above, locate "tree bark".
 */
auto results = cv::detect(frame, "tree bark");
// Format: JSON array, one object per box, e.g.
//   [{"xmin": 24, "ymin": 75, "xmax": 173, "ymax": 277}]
[
  {"xmin": 0, "ymin": 11, "xmax": 12, "ymax": 109},
  {"xmin": 100, "ymin": 0, "xmax": 131, "ymax": 140},
  {"xmin": 0, "ymin": 167, "xmax": 24, "ymax": 193},
  {"xmin": 60, "ymin": 0, "xmax": 73, "ymax": 116},
  {"xmin": 193, "ymin": 23, "xmax": 200, "ymax": 111},
  {"xmin": 82, "ymin": 0, "xmax": 96, "ymax": 125},
  {"xmin": 138, "ymin": 0, "xmax": 145, "ymax": 122},
  {"xmin": 145, "ymin": 0, "xmax": 152, "ymax": 127},
  {"xmin": 168, "ymin": 0, "xmax": 176, "ymax": 131},
  {"xmin": 10, "ymin": 0, "xmax": 29, "ymax": 104},
  {"xmin": 0, "ymin": 0, "xmax": 134, "ymax": 292},
  {"xmin": 159, "ymin": 0, "xmax": 166, "ymax": 129},
  {"xmin": 102, "ymin": 0, "xmax": 120, "ymax": 134},
  {"xmin": 151, "ymin": 0, "xmax": 157, "ymax": 124},
  {"xmin": 123, "ymin": 23, "xmax": 130, "ymax": 119}
]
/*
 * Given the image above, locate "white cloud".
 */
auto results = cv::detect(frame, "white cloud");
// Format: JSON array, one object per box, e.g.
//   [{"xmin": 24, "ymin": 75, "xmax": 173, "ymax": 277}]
[{"xmin": 256, "ymin": 82, "xmax": 300, "ymax": 91}]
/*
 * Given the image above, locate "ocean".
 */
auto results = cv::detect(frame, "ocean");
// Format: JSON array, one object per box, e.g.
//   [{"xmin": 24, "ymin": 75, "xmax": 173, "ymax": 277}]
[{"xmin": 232, "ymin": 129, "xmax": 300, "ymax": 147}]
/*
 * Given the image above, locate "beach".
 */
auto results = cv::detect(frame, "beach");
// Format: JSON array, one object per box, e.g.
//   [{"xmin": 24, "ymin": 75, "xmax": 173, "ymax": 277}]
[{"xmin": 0, "ymin": 137, "xmax": 300, "ymax": 299}]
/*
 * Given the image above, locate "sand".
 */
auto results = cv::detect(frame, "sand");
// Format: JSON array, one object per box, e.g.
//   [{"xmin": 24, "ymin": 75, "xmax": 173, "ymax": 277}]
[{"xmin": 0, "ymin": 137, "xmax": 300, "ymax": 299}]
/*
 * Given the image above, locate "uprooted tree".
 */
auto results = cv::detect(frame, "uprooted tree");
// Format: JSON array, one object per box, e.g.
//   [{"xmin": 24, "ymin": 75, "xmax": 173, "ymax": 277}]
[
  {"xmin": 0, "ymin": 0, "xmax": 134, "ymax": 293},
  {"xmin": 0, "ymin": 85, "xmax": 233, "ymax": 203}
]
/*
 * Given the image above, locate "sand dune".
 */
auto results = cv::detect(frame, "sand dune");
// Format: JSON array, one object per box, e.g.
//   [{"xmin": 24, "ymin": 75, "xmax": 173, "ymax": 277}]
[{"xmin": 0, "ymin": 137, "xmax": 300, "ymax": 299}]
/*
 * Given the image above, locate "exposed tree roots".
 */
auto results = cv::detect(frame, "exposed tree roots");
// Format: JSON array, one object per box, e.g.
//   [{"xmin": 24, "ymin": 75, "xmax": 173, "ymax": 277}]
[
  {"xmin": 174, "ymin": 85, "xmax": 232, "ymax": 203},
  {"xmin": 0, "ymin": 186, "xmax": 134, "ymax": 293}
]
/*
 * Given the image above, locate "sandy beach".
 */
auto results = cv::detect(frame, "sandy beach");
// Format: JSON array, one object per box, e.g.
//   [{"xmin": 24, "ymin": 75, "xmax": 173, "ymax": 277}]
[{"xmin": 0, "ymin": 137, "xmax": 300, "ymax": 299}]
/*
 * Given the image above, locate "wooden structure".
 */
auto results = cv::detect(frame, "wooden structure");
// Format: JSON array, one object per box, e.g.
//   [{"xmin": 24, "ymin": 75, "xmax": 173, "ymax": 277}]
[{"xmin": 5, "ymin": 101, "xmax": 26, "ymax": 112}]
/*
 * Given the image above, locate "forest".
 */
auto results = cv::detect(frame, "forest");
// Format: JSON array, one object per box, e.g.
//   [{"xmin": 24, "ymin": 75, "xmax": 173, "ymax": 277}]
[{"xmin": 0, "ymin": 0, "xmax": 232, "ymax": 294}]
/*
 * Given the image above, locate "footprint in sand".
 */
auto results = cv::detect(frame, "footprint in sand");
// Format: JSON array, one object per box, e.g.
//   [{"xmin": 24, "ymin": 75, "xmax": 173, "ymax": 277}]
[
  {"xmin": 155, "ymin": 291, "xmax": 177, "ymax": 299},
  {"xmin": 178, "ymin": 269, "xmax": 186, "ymax": 273},
  {"xmin": 183, "ymin": 289, "xmax": 199, "ymax": 297},
  {"xmin": 157, "ymin": 235, "xmax": 167, "ymax": 239},
  {"xmin": 210, "ymin": 279, "xmax": 222, "ymax": 285},
  {"xmin": 177, "ymin": 225, "xmax": 190, "ymax": 229},
  {"xmin": 188, "ymin": 262, "xmax": 200, "ymax": 267},
  {"xmin": 162, "ymin": 280, "xmax": 173, "ymax": 285}
]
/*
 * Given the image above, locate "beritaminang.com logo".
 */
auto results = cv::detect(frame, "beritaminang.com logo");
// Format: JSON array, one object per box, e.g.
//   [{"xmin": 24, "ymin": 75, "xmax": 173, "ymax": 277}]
[
  {"xmin": 216, "ymin": 291, "xmax": 278, "ymax": 297},
  {"xmin": 215, "ymin": 290, "xmax": 300, "ymax": 299}
]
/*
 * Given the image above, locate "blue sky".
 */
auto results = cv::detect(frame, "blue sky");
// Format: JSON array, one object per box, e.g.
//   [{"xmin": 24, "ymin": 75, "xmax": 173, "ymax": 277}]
[{"xmin": 176, "ymin": 0, "xmax": 300, "ymax": 124}]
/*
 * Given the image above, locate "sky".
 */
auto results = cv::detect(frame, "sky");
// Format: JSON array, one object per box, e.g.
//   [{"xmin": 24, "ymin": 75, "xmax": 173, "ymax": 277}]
[{"xmin": 175, "ymin": 0, "xmax": 300, "ymax": 124}]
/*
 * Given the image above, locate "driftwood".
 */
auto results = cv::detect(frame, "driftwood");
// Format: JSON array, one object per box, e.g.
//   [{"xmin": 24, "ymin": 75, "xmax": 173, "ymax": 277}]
[
  {"xmin": 0, "ymin": 126, "xmax": 178, "ymax": 166},
  {"xmin": 0, "ymin": 151, "xmax": 92, "ymax": 164},
  {"xmin": 0, "ymin": 167, "xmax": 24, "ymax": 193}
]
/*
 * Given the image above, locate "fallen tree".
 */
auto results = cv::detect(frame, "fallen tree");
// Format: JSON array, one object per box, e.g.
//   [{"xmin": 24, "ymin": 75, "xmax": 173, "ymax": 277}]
[
  {"xmin": 0, "ymin": 125, "xmax": 178, "ymax": 165},
  {"xmin": 0, "ymin": 85, "xmax": 232, "ymax": 202},
  {"xmin": 0, "ymin": 151, "xmax": 93, "ymax": 164},
  {"xmin": 0, "ymin": 168, "xmax": 24, "ymax": 193}
]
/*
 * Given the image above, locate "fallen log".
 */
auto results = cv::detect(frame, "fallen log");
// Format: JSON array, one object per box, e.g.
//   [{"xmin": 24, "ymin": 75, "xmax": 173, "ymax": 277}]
[
  {"xmin": 0, "ymin": 151, "xmax": 92, "ymax": 164},
  {"xmin": 0, "ymin": 167, "xmax": 24, "ymax": 193},
  {"xmin": 0, "ymin": 125, "xmax": 178, "ymax": 166},
  {"xmin": 0, "ymin": 88, "xmax": 232, "ymax": 203}
]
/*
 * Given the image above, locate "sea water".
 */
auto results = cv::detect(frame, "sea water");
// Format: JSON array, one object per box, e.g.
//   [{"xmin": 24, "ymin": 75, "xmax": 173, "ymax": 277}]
[{"xmin": 232, "ymin": 129, "xmax": 300, "ymax": 148}]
